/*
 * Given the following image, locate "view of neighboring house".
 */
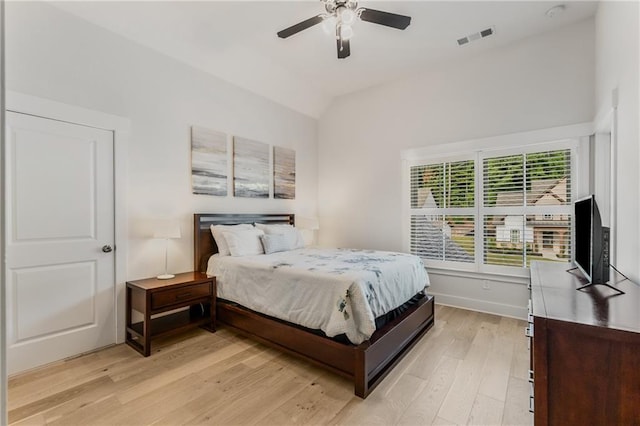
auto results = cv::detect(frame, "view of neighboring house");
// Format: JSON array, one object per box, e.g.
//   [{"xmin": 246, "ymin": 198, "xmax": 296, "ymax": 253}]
[
  {"xmin": 410, "ymin": 216, "xmax": 474, "ymax": 263},
  {"xmin": 493, "ymin": 178, "xmax": 570, "ymax": 260},
  {"xmin": 412, "ymin": 178, "xmax": 570, "ymax": 263},
  {"xmin": 411, "ymin": 187, "xmax": 474, "ymax": 263}
]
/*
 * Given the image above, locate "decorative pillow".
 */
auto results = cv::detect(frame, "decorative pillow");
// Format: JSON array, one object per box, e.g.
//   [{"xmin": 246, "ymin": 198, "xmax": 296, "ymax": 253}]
[
  {"xmin": 210, "ymin": 224, "xmax": 254, "ymax": 256},
  {"xmin": 254, "ymin": 223, "xmax": 304, "ymax": 249},
  {"xmin": 222, "ymin": 228, "xmax": 265, "ymax": 256},
  {"xmin": 254, "ymin": 223, "xmax": 290, "ymax": 232},
  {"xmin": 260, "ymin": 234, "xmax": 292, "ymax": 254}
]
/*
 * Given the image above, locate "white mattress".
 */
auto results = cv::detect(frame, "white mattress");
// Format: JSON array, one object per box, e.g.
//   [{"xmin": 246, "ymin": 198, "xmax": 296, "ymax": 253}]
[{"xmin": 206, "ymin": 248, "xmax": 429, "ymax": 344}]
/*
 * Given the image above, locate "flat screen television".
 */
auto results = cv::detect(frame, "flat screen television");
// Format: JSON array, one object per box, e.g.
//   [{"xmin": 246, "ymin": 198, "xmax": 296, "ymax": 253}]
[{"xmin": 574, "ymin": 194, "xmax": 613, "ymax": 290}]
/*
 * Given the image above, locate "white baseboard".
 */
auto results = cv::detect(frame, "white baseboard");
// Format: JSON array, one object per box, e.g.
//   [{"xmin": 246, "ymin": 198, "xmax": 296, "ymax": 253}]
[{"xmin": 431, "ymin": 292, "xmax": 527, "ymax": 320}]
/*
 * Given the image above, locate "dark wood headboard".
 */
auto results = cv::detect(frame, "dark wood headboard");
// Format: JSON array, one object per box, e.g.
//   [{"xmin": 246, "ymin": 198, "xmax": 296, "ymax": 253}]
[{"xmin": 193, "ymin": 213, "xmax": 295, "ymax": 273}]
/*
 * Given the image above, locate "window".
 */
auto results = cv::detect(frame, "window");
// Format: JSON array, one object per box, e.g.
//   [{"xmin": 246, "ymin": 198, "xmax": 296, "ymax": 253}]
[
  {"xmin": 410, "ymin": 160, "xmax": 475, "ymax": 263},
  {"xmin": 408, "ymin": 145, "xmax": 574, "ymax": 272},
  {"xmin": 542, "ymin": 231, "xmax": 554, "ymax": 248}
]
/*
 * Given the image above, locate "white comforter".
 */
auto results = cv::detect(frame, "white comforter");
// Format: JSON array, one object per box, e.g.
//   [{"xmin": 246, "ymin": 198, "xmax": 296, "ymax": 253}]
[{"xmin": 206, "ymin": 248, "xmax": 429, "ymax": 344}]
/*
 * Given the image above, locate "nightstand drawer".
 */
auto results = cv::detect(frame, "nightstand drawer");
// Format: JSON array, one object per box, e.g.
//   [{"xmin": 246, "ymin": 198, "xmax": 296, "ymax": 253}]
[{"xmin": 151, "ymin": 282, "xmax": 211, "ymax": 309}]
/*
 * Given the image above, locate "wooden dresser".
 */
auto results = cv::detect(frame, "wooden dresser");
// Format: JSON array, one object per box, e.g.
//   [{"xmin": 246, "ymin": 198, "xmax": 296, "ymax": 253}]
[{"xmin": 528, "ymin": 261, "xmax": 640, "ymax": 425}]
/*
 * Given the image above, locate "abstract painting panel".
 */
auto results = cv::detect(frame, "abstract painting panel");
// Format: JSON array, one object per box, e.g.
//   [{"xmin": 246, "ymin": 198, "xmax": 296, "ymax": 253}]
[
  {"xmin": 191, "ymin": 126, "xmax": 227, "ymax": 196},
  {"xmin": 274, "ymin": 146, "xmax": 295, "ymax": 199},
  {"xmin": 233, "ymin": 137, "xmax": 269, "ymax": 198}
]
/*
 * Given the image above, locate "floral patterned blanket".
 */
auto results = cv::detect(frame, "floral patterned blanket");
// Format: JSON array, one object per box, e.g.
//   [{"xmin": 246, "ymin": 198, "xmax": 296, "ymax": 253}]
[{"xmin": 207, "ymin": 248, "xmax": 429, "ymax": 344}]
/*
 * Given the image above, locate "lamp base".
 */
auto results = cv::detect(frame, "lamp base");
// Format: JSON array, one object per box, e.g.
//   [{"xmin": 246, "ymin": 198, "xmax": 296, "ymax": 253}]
[{"xmin": 157, "ymin": 274, "xmax": 175, "ymax": 280}]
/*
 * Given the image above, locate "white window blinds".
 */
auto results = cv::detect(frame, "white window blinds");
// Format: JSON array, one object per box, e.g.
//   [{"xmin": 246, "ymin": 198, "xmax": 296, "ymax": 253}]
[
  {"xmin": 409, "ymin": 146, "xmax": 573, "ymax": 271},
  {"xmin": 482, "ymin": 149, "xmax": 572, "ymax": 268},
  {"xmin": 410, "ymin": 159, "xmax": 475, "ymax": 263}
]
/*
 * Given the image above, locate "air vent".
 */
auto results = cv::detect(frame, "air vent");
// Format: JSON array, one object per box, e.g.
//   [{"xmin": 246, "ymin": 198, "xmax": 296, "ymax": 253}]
[{"xmin": 457, "ymin": 27, "xmax": 495, "ymax": 46}]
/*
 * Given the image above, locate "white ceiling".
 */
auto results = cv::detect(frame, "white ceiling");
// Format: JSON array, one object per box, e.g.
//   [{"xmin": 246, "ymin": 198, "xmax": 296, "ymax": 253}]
[{"xmin": 53, "ymin": 1, "xmax": 598, "ymax": 117}]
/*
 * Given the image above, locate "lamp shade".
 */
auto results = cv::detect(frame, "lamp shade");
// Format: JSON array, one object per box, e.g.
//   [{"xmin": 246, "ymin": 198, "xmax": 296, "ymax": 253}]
[
  {"xmin": 296, "ymin": 217, "xmax": 320, "ymax": 231},
  {"xmin": 153, "ymin": 220, "xmax": 181, "ymax": 239}
]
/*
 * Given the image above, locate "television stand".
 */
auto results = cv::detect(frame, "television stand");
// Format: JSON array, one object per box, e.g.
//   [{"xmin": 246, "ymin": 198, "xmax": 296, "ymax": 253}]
[
  {"xmin": 576, "ymin": 281, "xmax": 625, "ymax": 295},
  {"xmin": 567, "ymin": 265, "xmax": 627, "ymax": 295}
]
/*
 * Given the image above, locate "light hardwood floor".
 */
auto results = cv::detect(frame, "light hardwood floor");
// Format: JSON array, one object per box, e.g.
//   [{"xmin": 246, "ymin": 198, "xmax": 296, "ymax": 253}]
[{"xmin": 8, "ymin": 305, "xmax": 533, "ymax": 425}]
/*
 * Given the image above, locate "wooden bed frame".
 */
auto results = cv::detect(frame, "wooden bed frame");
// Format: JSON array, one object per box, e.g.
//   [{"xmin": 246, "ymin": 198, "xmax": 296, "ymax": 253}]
[{"xmin": 194, "ymin": 213, "xmax": 435, "ymax": 398}]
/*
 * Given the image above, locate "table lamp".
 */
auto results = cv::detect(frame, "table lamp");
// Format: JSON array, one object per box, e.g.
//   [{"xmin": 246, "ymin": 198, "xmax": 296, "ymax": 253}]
[{"xmin": 154, "ymin": 221, "xmax": 181, "ymax": 279}]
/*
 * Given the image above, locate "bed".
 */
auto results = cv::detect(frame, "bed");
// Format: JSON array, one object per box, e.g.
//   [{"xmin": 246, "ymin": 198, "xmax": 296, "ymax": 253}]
[{"xmin": 194, "ymin": 213, "xmax": 435, "ymax": 398}]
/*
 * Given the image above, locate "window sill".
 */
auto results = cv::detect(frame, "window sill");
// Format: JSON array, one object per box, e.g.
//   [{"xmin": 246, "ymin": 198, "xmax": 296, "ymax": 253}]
[{"xmin": 425, "ymin": 265, "xmax": 530, "ymax": 285}]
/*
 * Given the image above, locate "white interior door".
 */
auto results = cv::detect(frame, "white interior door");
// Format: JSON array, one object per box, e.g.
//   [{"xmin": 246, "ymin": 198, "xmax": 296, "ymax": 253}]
[{"xmin": 5, "ymin": 111, "xmax": 116, "ymax": 374}]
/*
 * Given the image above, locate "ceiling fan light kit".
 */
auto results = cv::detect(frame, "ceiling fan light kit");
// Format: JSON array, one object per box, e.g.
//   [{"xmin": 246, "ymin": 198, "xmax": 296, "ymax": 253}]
[{"xmin": 277, "ymin": 0, "xmax": 411, "ymax": 59}]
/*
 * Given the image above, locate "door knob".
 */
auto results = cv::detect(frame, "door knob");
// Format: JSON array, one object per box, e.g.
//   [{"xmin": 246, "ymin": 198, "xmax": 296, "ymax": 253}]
[{"xmin": 102, "ymin": 245, "xmax": 113, "ymax": 253}]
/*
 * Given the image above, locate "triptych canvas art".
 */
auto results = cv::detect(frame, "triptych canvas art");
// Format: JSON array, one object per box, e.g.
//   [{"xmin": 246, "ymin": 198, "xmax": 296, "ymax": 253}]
[
  {"xmin": 190, "ymin": 126, "xmax": 295, "ymax": 199},
  {"xmin": 273, "ymin": 146, "xmax": 296, "ymax": 199},
  {"xmin": 233, "ymin": 137, "xmax": 270, "ymax": 198},
  {"xmin": 191, "ymin": 127, "xmax": 228, "ymax": 196}
]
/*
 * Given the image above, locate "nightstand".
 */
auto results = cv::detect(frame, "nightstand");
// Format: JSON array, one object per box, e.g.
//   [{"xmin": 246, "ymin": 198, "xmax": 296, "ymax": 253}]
[{"xmin": 125, "ymin": 271, "xmax": 216, "ymax": 356}]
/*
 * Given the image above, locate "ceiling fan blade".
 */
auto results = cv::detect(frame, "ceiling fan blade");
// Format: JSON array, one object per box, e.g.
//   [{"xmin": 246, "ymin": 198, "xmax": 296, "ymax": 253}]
[
  {"xmin": 337, "ymin": 38, "xmax": 351, "ymax": 59},
  {"xmin": 359, "ymin": 8, "xmax": 411, "ymax": 30},
  {"xmin": 277, "ymin": 15, "xmax": 324, "ymax": 39}
]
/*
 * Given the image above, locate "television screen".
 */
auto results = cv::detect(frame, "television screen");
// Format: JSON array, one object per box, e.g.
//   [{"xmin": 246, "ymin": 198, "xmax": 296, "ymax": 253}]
[
  {"xmin": 574, "ymin": 194, "xmax": 610, "ymax": 285},
  {"xmin": 574, "ymin": 196, "xmax": 593, "ymax": 281}
]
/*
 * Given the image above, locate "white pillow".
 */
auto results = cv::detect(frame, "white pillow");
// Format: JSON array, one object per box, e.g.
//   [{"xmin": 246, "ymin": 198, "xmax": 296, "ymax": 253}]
[
  {"xmin": 254, "ymin": 223, "xmax": 304, "ymax": 249},
  {"xmin": 210, "ymin": 224, "xmax": 254, "ymax": 256},
  {"xmin": 260, "ymin": 234, "xmax": 292, "ymax": 254},
  {"xmin": 222, "ymin": 228, "xmax": 265, "ymax": 256}
]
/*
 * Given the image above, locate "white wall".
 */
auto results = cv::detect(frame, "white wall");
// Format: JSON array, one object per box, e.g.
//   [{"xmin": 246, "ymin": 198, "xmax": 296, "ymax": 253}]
[
  {"xmin": 5, "ymin": 2, "xmax": 318, "ymax": 281},
  {"xmin": 595, "ymin": 1, "xmax": 640, "ymax": 284},
  {"xmin": 318, "ymin": 19, "xmax": 595, "ymax": 317}
]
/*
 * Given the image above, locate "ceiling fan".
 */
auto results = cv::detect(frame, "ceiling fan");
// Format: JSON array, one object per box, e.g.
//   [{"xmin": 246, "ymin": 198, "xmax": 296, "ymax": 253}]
[{"xmin": 277, "ymin": 0, "xmax": 411, "ymax": 59}]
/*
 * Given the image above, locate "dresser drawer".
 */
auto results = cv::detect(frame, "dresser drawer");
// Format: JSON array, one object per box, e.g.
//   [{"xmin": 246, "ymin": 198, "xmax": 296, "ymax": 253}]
[{"xmin": 151, "ymin": 282, "xmax": 211, "ymax": 310}]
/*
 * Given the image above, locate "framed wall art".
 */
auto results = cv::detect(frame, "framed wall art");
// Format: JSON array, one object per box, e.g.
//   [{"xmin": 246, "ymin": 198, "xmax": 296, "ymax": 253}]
[
  {"xmin": 233, "ymin": 137, "xmax": 269, "ymax": 198},
  {"xmin": 274, "ymin": 146, "xmax": 295, "ymax": 199},
  {"xmin": 191, "ymin": 126, "xmax": 228, "ymax": 196}
]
